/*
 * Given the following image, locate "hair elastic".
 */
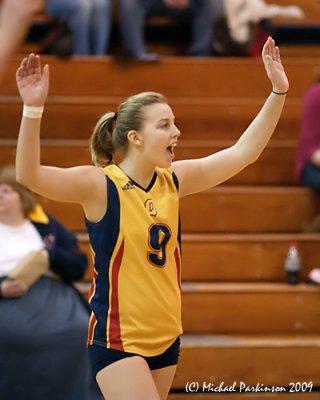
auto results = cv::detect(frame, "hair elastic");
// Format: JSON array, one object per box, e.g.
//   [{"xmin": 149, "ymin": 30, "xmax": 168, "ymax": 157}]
[{"xmin": 272, "ymin": 89, "xmax": 289, "ymax": 96}]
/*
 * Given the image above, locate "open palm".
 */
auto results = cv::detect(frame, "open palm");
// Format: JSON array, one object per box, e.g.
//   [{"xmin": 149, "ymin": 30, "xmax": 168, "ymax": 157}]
[
  {"xmin": 16, "ymin": 53, "xmax": 49, "ymax": 106},
  {"xmin": 262, "ymin": 37, "xmax": 289, "ymax": 93}
]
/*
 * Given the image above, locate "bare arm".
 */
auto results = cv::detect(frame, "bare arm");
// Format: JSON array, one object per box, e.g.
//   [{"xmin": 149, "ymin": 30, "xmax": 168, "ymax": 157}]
[
  {"xmin": 15, "ymin": 54, "xmax": 106, "ymax": 222},
  {"xmin": 173, "ymin": 37, "xmax": 289, "ymax": 197}
]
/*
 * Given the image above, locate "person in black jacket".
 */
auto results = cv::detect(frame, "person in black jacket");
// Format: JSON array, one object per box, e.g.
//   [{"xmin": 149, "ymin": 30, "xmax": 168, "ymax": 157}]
[{"xmin": 0, "ymin": 167, "xmax": 100, "ymax": 400}]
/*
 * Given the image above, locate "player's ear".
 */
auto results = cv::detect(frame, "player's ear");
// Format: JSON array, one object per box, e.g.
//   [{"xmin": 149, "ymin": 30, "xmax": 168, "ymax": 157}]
[{"xmin": 127, "ymin": 130, "xmax": 143, "ymax": 146}]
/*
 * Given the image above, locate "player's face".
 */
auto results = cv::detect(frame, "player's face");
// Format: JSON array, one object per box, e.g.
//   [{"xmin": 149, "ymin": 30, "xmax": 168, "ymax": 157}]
[
  {"xmin": 139, "ymin": 103, "xmax": 181, "ymax": 168},
  {"xmin": 0, "ymin": 184, "xmax": 23, "ymax": 217}
]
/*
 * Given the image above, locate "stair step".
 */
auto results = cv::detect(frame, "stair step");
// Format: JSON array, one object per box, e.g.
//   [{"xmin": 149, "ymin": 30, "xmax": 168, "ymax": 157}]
[
  {"xmin": 78, "ymin": 233, "xmax": 320, "ymax": 283},
  {"xmin": 173, "ymin": 334, "xmax": 320, "ymax": 388},
  {"xmin": 0, "ymin": 96, "xmax": 301, "ymax": 140},
  {"xmin": 0, "ymin": 138, "xmax": 298, "ymax": 185},
  {"xmin": 36, "ymin": 186, "xmax": 320, "ymax": 233},
  {"xmin": 281, "ymin": 45, "xmax": 320, "ymax": 58},
  {"xmin": 2, "ymin": 57, "xmax": 318, "ymax": 98},
  {"xmin": 181, "ymin": 283, "xmax": 320, "ymax": 333},
  {"xmin": 180, "ymin": 187, "xmax": 319, "ymax": 233},
  {"xmin": 76, "ymin": 281, "xmax": 320, "ymax": 333}
]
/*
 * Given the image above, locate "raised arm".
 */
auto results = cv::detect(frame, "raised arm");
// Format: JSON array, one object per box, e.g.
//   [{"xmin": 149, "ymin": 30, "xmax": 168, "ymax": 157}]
[
  {"xmin": 15, "ymin": 54, "xmax": 106, "ymax": 222},
  {"xmin": 172, "ymin": 37, "xmax": 289, "ymax": 198}
]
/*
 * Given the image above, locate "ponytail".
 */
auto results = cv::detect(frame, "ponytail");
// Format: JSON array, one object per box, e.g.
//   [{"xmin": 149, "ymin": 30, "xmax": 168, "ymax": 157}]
[{"xmin": 90, "ymin": 112, "xmax": 116, "ymax": 167}]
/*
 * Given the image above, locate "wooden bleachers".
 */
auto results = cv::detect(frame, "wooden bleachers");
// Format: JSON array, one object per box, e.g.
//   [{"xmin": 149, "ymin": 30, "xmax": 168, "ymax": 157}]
[
  {"xmin": 182, "ymin": 283, "xmax": 320, "ymax": 333},
  {"xmin": 266, "ymin": 0, "xmax": 320, "ymax": 26},
  {"xmin": 176, "ymin": 334, "xmax": 320, "ymax": 386},
  {"xmin": 78, "ymin": 233, "xmax": 320, "ymax": 283},
  {"xmin": 0, "ymin": 99, "xmax": 303, "ymax": 141},
  {"xmin": 20, "ymin": 186, "xmax": 318, "ymax": 233},
  {"xmin": 1, "ymin": 54, "xmax": 320, "ymax": 396},
  {"xmin": 0, "ymin": 138, "xmax": 299, "ymax": 185},
  {"xmin": 2, "ymin": 57, "xmax": 320, "ymax": 97},
  {"xmin": 0, "ymin": 58, "xmax": 317, "ymax": 148}
]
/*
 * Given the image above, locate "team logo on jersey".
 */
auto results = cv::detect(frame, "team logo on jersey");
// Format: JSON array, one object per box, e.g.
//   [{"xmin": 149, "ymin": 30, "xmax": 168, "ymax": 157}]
[
  {"xmin": 144, "ymin": 198, "xmax": 157, "ymax": 216},
  {"xmin": 122, "ymin": 181, "xmax": 135, "ymax": 191}
]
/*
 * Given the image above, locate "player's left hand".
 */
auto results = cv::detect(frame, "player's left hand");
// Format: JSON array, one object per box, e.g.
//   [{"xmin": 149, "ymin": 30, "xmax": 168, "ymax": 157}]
[{"xmin": 262, "ymin": 37, "xmax": 289, "ymax": 93}]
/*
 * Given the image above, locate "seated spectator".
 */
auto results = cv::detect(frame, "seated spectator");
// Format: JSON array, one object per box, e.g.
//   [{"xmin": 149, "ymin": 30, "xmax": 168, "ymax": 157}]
[
  {"xmin": 0, "ymin": 167, "xmax": 100, "ymax": 400},
  {"xmin": 224, "ymin": 0, "xmax": 303, "ymax": 44},
  {"xmin": 294, "ymin": 82, "xmax": 320, "ymax": 283},
  {"xmin": 214, "ymin": 0, "xmax": 303, "ymax": 56},
  {"xmin": 295, "ymin": 82, "xmax": 320, "ymax": 214},
  {"xmin": 117, "ymin": 0, "xmax": 221, "ymax": 60},
  {"xmin": 0, "ymin": 0, "xmax": 43, "ymax": 80},
  {"xmin": 45, "ymin": 0, "xmax": 111, "ymax": 55}
]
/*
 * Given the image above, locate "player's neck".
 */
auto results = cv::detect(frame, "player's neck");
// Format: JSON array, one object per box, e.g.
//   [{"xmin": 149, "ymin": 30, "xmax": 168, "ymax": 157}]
[{"xmin": 118, "ymin": 156, "xmax": 155, "ymax": 190}]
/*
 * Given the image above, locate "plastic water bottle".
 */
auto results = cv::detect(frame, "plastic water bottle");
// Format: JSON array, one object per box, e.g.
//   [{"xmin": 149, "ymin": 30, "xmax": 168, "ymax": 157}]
[{"xmin": 284, "ymin": 242, "xmax": 301, "ymax": 284}]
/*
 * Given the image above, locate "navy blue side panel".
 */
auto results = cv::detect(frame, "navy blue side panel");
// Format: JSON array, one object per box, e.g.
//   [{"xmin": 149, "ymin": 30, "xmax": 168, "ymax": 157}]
[
  {"xmin": 172, "ymin": 171, "xmax": 179, "ymax": 191},
  {"xmin": 171, "ymin": 171, "xmax": 181, "ymax": 254},
  {"xmin": 85, "ymin": 176, "xmax": 120, "ymax": 345}
]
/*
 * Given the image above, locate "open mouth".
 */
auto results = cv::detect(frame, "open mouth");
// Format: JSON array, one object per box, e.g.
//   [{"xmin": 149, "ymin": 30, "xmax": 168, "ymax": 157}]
[{"xmin": 167, "ymin": 144, "xmax": 176, "ymax": 157}]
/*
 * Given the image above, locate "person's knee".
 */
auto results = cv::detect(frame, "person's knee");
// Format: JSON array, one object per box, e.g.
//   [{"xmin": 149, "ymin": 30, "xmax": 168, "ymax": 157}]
[
  {"xmin": 73, "ymin": 0, "xmax": 91, "ymax": 16},
  {"xmin": 46, "ymin": 0, "xmax": 90, "ymax": 18},
  {"xmin": 92, "ymin": 0, "xmax": 111, "ymax": 13},
  {"xmin": 64, "ymin": 0, "xmax": 91, "ymax": 17},
  {"xmin": 118, "ymin": 0, "xmax": 142, "ymax": 12}
]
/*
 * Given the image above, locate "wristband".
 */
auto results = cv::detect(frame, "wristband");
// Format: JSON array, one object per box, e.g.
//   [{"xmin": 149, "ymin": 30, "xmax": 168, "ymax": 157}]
[
  {"xmin": 272, "ymin": 89, "xmax": 289, "ymax": 96},
  {"xmin": 23, "ymin": 105, "xmax": 44, "ymax": 119}
]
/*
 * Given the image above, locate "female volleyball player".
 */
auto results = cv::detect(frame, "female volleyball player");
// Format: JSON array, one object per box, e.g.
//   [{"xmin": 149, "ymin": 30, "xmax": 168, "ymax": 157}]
[{"xmin": 15, "ymin": 37, "xmax": 288, "ymax": 400}]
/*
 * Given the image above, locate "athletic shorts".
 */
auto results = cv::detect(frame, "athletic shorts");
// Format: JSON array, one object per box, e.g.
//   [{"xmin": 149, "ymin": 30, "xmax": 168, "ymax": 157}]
[{"xmin": 88, "ymin": 337, "xmax": 180, "ymax": 377}]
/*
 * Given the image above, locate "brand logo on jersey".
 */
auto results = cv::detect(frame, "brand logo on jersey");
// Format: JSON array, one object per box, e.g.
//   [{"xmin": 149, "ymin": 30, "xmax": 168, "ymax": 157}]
[
  {"xmin": 144, "ymin": 198, "xmax": 157, "ymax": 216},
  {"xmin": 122, "ymin": 181, "xmax": 135, "ymax": 191}
]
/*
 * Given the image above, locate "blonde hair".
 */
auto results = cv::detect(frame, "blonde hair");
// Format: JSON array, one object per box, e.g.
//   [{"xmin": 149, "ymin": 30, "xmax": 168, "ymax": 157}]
[
  {"xmin": 90, "ymin": 92, "xmax": 167, "ymax": 167},
  {"xmin": 0, "ymin": 167, "xmax": 36, "ymax": 217}
]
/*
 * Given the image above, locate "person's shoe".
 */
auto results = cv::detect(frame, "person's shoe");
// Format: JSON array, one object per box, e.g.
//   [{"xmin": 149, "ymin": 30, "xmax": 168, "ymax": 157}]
[
  {"xmin": 309, "ymin": 268, "xmax": 320, "ymax": 284},
  {"xmin": 126, "ymin": 52, "xmax": 160, "ymax": 62},
  {"xmin": 186, "ymin": 49, "xmax": 212, "ymax": 57}
]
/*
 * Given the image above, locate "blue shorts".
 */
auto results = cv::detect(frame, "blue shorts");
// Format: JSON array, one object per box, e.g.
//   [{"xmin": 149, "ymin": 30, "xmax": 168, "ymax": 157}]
[{"xmin": 88, "ymin": 337, "xmax": 180, "ymax": 377}]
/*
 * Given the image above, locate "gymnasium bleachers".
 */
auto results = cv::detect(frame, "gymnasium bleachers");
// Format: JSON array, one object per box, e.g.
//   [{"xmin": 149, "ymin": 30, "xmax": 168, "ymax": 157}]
[
  {"xmin": 1, "ymin": 53, "xmax": 320, "ymax": 398},
  {"xmin": 1, "ymin": 1, "xmax": 320, "ymax": 397}
]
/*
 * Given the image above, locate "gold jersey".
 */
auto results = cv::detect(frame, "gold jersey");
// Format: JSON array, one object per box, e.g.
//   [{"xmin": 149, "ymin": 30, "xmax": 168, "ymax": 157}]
[{"xmin": 86, "ymin": 164, "xmax": 182, "ymax": 356}]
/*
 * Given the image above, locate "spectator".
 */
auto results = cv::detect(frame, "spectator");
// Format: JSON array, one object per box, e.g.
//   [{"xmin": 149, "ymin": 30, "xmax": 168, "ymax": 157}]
[
  {"xmin": 295, "ymin": 81, "xmax": 320, "ymax": 194},
  {"xmin": 0, "ymin": 0, "xmax": 42, "ymax": 80},
  {"xmin": 45, "ymin": 0, "xmax": 111, "ymax": 55},
  {"xmin": 0, "ymin": 167, "xmax": 100, "ymax": 400},
  {"xmin": 214, "ymin": 0, "xmax": 304, "ymax": 56},
  {"xmin": 117, "ymin": 0, "xmax": 221, "ymax": 60},
  {"xmin": 224, "ymin": 0, "xmax": 303, "ymax": 44},
  {"xmin": 295, "ymin": 82, "xmax": 320, "ymax": 282}
]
